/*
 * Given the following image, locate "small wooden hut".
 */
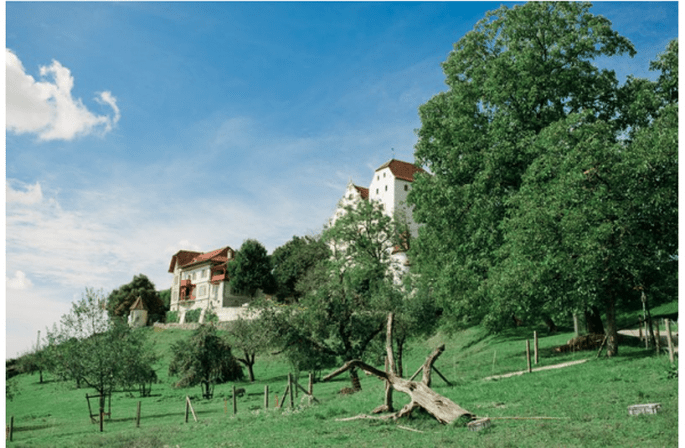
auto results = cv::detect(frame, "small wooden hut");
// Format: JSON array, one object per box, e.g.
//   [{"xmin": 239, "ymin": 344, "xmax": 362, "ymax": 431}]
[{"xmin": 129, "ymin": 296, "xmax": 148, "ymax": 328}]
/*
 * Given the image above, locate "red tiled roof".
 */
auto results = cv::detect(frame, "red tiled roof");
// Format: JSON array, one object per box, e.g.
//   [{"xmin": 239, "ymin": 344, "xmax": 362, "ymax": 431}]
[
  {"xmin": 354, "ymin": 185, "xmax": 369, "ymax": 200},
  {"xmin": 376, "ymin": 159, "xmax": 425, "ymax": 182},
  {"xmin": 168, "ymin": 247, "xmax": 233, "ymax": 272},
  {"xmin": 168, "ymin": 250, "xmax": 202, "ymax": 273}
]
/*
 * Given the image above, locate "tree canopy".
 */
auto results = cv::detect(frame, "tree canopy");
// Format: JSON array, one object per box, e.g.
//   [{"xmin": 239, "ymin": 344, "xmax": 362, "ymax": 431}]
[
  {"xmin": 227, "ymin": 239, "xmax": 276, "ymax": 297},
  {"xmin": 106, "ymin": 274, "xmax": 166, "ymax": 323},
  {"xmin": 268, "ymin": 199, "xmax": 408, "ymax": 386},
  {"xmin": 168, "ymin": 324, "xmax": 243, "ymax": 399},
  {"xmin": 270, "ymin": 235, "xmax": 331, "ymax": 302},
  {"xmin": 408, "ymin": 2, "xmax": 677, "ymax": 356},
  {"xmin": 46, "ymin": 289, "xmax": 159, "ymax": 414}
]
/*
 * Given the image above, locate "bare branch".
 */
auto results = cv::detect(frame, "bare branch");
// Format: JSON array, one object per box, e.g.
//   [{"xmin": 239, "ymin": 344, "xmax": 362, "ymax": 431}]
[{"xmin": 322, "ymin": 359, "xmax": 389, "ymax": 383}]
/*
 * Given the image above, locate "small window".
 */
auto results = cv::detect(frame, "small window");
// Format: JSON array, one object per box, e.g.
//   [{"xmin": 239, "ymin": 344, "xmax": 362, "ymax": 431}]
[
  {"xmin": 376, "ymin": 189, "xmax": 379, "ymax": 194},
  {"xmin": 383, "ymin": 172, "xmax": 386, "ymax": 178},
  {"xmin": 385, "ymin": 185, "xmax": 388, "ymax": 191},
  {"xmin": 404, "ymin": 185, "xmax": 408, "ymax": 191}
]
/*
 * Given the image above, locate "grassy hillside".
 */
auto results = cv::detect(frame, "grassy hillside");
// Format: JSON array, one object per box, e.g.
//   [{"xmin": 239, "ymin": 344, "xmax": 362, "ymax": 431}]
[{"xmin": 6, "ymin": 310, "xmax": 678, "ymax": 447}]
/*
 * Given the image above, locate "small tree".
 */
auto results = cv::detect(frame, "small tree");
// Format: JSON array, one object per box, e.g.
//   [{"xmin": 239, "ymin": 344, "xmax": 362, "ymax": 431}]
[
  {"xmin": 46, "ymin": 289, "xmax": 158, "ymax": 429},
  {"xmin": 168, "ymin": 324, "xmax": 244, "ymax": 399},
  {"xmin": 227, "ymin": 239, "xmax": 276, "ymax": 297},
  {"xmin": 226, "ymin": 315, "xmax": 274, "ymax": 382}
]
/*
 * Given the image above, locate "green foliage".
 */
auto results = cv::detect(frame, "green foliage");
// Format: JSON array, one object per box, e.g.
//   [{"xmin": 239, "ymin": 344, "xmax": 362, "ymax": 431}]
[
  {"xmin": 266, "ymin": 199, "xmax": 411, "ymax": 382},
  {"xmin": 183, "ymin": 308, "xmax": 202, "ymax": 323},
  {"xmin": 409, "ymin": 2, "xmax": 677, "ymax": 357},
  {"xmin": 227, "ymin": 239, "xmax": 276, "ymax": 297},
  {"xmin": 204, "ymin": 308, "xmax": 219, "ymax": 323},
  {"xmin": 106, "ymin": 274, "xmax": 166, "ymax": 323},
  {"xmin": 168, "ymin": 324, "xmax": 244, "ymax": 399},
  {"xmin": 226, "ymin": 314, "xmax": 276, "ymax": 382},
  {"xmin": 158, "ymin": 289, "xmax": 171, "ymax": 309},
  {"xmin": 270, "ymin": 235, "xmax": 331, "ymax": 302},
  {"xmin": 165, "ymin": 310, "xmax": 180, "ymax": 323},
  {"xmin": 45, "ymin": 289, "xmax": 159, "ymax": 404}
]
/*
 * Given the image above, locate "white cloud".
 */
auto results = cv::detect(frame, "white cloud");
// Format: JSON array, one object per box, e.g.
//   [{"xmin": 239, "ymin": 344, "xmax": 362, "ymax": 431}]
[
  {"xmin": 6, "ymin": 271, "xmax": 32, "ymax": 290},
  {"xmin": 6, "ymin": 180, "xmax": 43, "ymax": 205},
  {"xmin": 6, "ymin": 48, "xmax": 120, "ymax": 141}
]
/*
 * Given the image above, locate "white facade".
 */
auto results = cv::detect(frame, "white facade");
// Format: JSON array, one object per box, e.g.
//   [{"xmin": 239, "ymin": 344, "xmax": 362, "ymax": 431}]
[
  {"xmin": 168, "ymin": 247, "xmax": 252, "ymax": 323},
  {"xmin": 368, "ymin": 164, "xmax": 420, "ymax": 238}
]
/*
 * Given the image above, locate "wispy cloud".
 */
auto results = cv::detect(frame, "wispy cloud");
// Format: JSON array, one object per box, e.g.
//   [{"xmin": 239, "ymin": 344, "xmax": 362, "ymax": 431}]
[
  {"xmin": 6, "ymin": 48, "xmax": 120, "ymax": 141},
  {"xmin": 6, "ymin": 271, "xmax": 33, "ymax": 290}
]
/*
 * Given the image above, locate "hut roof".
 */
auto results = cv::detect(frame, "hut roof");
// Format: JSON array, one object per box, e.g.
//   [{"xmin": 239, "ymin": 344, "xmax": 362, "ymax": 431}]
[{"xmin": 129, "ymin": 296, "xmax": 148, "ymax": 311}]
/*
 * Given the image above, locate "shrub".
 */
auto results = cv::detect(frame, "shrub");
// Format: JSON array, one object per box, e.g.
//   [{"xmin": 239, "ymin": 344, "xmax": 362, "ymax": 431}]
[
  {"xmin": 205, "ymin": 309, "xmax": 219, "ymax": 324},
  {"xmin": 184, "ymin": 309, "xmax": 202, "ymax": 323},
  {"xmin": 166, "ymin": 311, "xmax": 180, "ymax": 323}
]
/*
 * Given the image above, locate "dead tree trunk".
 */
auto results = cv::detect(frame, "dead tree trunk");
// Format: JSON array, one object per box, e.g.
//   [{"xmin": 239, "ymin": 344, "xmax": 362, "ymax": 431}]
[{"xmin": 323, "ymin": 313, "xmax": 473, "ymax": 425}]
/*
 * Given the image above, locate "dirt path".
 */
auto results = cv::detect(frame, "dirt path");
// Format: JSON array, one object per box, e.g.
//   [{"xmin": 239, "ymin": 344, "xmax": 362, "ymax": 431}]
[
  {"xmin": 619, "ymin": 329, "xmax": 678, "ymax": 353},
  {"xmin": 483, "ymin": 359, "xmax": 588, "ymax": 381}
]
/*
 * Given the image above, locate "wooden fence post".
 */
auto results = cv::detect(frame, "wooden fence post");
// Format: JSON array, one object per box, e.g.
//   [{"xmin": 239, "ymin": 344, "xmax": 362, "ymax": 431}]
[
  {"xmin": 185, "ymin": 397, "xmax": 189, "ymax": 423},
  {"xmin": 264, "ymin": 385, "xmax": 269, "ymax": 409},
  {"xmin": 288, "ymin": 373, "xmax": 294, "ymax": 408},
  {"xmin": 644, "ymin": 318, "xmax": 650, "ymax": 349},
  {"xmin": 638, "ymin": 316, "xmax": 643, "ymax": 341},
  {"xmin": 232, "ymin": 386, "xmax": 237, "ymax": 415},
  {"xmin": 308, "ymin": 373, "xmax": 313, "ymax": 396},
  {"xmin": 275, "ymin": 394, "xmax": 279, "ymax": 408},
  {"xmin": 534, "ymin": 331, "xmax": 539, "ymax": 365},
  {"xmin": 136, "ymin": 401, "xmax": 141, "ymax": 428},
  {"xmin": 526, "ymin": 340, "xmax": 532, "ymax": 373},
  {"xmin": 655, "ymin": 323, "xmax": 661, "ymax": 355},
  {"xmin": 665, "ymin": 319, "xmax": 675, "ymax": 363},
  {"xmin": 9, "ymin": 416, "xmax": 14, "ymax": 442}
]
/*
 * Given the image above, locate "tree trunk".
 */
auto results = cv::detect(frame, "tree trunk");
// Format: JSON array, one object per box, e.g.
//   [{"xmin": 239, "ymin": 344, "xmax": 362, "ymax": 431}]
[
  {"xmin": 99, "ymin": 392, "xmax": 105, "ymax": 433},
  {"xmin": 605, "ymin": 298, "xmax": 618, "ymax": 357},
  {"xmin": 395, "ymin": 337, "xmax": 405, "ymax": 378},
  {"xmin": 324, "ymin": 313, "xmax": 473, "ymax": 425},
  {"xmin": 585, "ymin": 306, "xmax": 604, "ymax": 334},
  {"xmin": 349, "ymin": 368, "xmax": 362, "ymax": 391}
]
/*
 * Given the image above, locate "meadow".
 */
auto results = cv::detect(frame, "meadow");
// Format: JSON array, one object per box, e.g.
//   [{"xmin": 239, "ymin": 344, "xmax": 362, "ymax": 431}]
[{"xmin": 6, "ymin": 303, "xmax": 678, "ymax": 448}]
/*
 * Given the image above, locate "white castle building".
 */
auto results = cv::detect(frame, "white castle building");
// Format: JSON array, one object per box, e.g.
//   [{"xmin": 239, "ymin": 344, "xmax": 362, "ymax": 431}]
[{"xmin": 328, "ymin": 159, "xmax": 426, "ymax": 280}]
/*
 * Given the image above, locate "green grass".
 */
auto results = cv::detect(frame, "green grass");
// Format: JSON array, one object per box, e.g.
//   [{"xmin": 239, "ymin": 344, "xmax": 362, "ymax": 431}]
[{"xmin": 6, "ymin": 310, "xmax": 678, "ymax": 448}]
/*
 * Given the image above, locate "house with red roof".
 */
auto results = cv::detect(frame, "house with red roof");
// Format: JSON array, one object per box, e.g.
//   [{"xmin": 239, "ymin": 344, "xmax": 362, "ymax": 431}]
[{"xmin": 168, "ymin": 246, "xmax": 251, "ymax": 323}]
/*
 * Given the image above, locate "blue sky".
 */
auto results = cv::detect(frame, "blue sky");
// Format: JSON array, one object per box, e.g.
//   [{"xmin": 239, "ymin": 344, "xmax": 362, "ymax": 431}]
[{"xmin": 5, "ymin": 2, "xmax": 678, "ymax": 358}]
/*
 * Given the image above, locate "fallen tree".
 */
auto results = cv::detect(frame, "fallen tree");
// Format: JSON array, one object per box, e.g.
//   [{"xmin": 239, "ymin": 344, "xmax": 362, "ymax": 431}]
[{"xmin": 322, "ymin": 313, "xmax": 474, "ymax": 425}]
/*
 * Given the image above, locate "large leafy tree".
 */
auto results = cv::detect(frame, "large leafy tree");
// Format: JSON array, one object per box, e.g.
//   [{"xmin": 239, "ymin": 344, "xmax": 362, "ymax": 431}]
[
  {"xmin": 106, "ymin": 274, "xmax": 166, "ymax": 324},
  {"xmin": 270, "ymin": 235, "xmax": 331, "ymax": 302},
  {"xmin": 227, "ymin": 239, "xmax": 276, "ymax": 297},
  {"xmin": 168, "ymin": 324, "xmax": 244, "ymax": 399},
  {"xmin": 409, "ymin": 1, "xmax": 676, "ymax": 357}
]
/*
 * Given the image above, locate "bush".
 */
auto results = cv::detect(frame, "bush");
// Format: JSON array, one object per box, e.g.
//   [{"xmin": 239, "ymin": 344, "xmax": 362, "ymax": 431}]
[
  {"xmin": 205, "ymin": 309, "xmax": 219, "ymax": 324},
  {"xmin": 184, "ymin": 309, "xmax": 202, "ymax": 323},
  {"xmin": 166, "ymin": 311, "xmax": 180, "ymax": 323}
]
